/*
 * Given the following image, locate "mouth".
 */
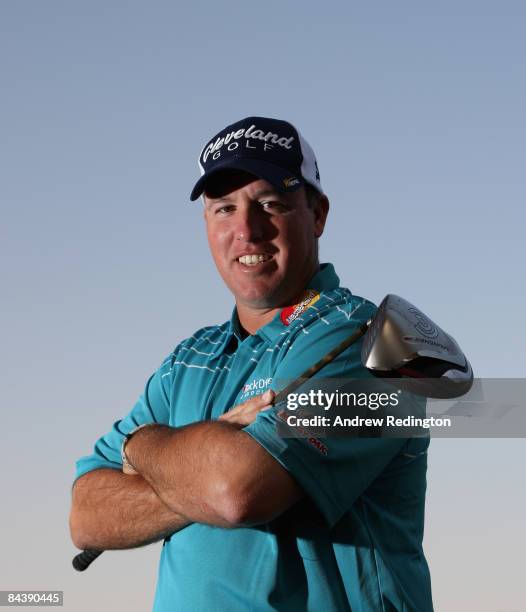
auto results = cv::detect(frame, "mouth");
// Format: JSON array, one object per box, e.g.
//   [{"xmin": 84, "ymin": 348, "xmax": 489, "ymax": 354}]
[
  {"xmin": 236, "ymin": 254, "xmax": 274, "ymax": 267},
  {"xmin": 236, "ymin": 253, "xmax": 272, "ymax": 267}
]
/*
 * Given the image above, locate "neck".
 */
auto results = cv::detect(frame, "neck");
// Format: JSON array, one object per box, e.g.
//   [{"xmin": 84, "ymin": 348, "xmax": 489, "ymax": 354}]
[{"xmin": 236, "ymin": 263, "xmax": 321, "ymax": 336}]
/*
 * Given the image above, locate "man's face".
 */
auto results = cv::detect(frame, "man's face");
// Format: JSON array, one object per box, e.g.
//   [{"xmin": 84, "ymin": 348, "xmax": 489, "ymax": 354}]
[{"xmin": 203, "ymin": 171, "xmax": 328, "ymax": 310}]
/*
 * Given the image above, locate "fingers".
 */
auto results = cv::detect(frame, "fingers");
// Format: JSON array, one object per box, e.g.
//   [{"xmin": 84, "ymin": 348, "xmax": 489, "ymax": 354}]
[
  {"xmin": 259, "ymin": 389, "xmax": 275, "ymax": 406},
  {"xmin": 238, "ymin": 389, "xmax": 275, "ymax": 413},
  {"xmin": 218, "ymin": 389, "xmax": 276, "ymax": 427},
  {"xmin": 122, "ymin": 463, "xmax": 139, "ymax": 476},
  {"xmin": 260, "ymin": 389, "xmax": 276, "ymax": 412},
  {"xmin": 226, "ymin": 389, "xmax": 275, "ymax": 415}
]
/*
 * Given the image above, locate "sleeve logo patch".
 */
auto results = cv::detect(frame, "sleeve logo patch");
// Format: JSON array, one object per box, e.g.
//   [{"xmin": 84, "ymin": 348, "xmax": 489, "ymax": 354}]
[
  {"xmin": 277, "ymin": 409, "xmax": 329, "ymax": 455},
  {"xmin": 280, "ymin": 289, "xmax": 320, "ymax": 326}
]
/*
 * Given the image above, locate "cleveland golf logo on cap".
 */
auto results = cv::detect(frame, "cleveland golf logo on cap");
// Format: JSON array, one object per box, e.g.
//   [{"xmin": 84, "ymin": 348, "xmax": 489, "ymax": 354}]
[
  {"xmin": 201, "ymin": 123, "xmax": 296, "ymax": 164},
  {"xmin": 190, "ymin": 116, "xmax": 324, "ymax": 202}
]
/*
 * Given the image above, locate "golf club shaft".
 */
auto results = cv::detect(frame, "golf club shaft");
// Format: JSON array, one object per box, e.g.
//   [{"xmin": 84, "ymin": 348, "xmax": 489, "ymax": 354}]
[{"xmin": 273, "ymin": 320, "xmax": 371, "ymax": 404}]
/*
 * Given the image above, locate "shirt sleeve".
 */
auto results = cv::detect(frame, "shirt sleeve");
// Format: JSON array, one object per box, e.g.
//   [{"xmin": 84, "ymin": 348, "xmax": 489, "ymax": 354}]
[
  {"xmin": 244, "ymin": 303, "xmax": 424, "ymax": 528},
  {"xmin": 73, "ymin": 352, "xmax": 175, "ymax": 483}
]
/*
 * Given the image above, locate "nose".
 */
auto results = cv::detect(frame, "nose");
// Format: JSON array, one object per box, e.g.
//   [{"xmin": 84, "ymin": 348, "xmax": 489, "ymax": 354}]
[{"xmin": 233, "ymin": 206, "xmax": 264, "ymax": 243}]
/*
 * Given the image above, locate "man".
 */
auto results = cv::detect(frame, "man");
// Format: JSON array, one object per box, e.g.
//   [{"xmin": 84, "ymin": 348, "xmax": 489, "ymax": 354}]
[{"xmin": 70, "ymin": 116, "xmax": 433, "ymax": 611}]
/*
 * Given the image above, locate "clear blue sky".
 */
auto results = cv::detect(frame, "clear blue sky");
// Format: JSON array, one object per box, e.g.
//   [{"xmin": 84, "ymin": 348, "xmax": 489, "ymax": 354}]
[{"xmin": 1, "ymin": 2, "xmax": 524, "ymax": 610}]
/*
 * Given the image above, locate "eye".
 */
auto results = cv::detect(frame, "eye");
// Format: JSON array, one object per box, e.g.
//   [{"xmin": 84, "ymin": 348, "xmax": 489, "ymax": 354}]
[
  {"xmin": 214, "ymin": 204, "xmax": 236, "ymax": 214},
  {"xmin": 260, "ymin": 200, "xmax": 288, "ymax": 213}
]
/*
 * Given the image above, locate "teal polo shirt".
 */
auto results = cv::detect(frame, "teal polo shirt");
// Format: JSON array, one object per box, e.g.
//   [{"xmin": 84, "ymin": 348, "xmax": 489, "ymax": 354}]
[{"xmin": 74, "ymin": 263, "xmax": 433, "ymax": 612}]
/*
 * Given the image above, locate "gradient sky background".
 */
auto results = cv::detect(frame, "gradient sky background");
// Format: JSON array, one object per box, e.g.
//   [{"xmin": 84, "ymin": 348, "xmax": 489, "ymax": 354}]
[{"xmin": 1, "ymin": 2, "xmax": 525, "ymax": 611}]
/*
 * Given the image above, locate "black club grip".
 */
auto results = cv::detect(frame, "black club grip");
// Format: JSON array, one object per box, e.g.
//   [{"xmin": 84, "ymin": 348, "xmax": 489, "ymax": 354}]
[{"xmin": 72, "ymin": 548, "xmax": 103, "ymax": 571}]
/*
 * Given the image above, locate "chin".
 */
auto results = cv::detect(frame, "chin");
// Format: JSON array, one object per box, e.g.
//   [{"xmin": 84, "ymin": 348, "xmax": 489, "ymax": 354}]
[
  {"xmin": 234, "ymin": 285, "xmax": 282, "ymax": 309},
  {"xmin": 238, "ymin": 293, "xmax": 276, "ymax": 309}
]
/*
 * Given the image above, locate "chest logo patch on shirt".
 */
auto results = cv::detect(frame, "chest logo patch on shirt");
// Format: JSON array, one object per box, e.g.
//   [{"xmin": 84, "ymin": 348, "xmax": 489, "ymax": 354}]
[
  {"xmin": 280, "ymin": 289, "xmax": 320, "ymax": 326},
  {"xmin": 239, "ymin": 377, "xmax": 273, "ymax": 401}
]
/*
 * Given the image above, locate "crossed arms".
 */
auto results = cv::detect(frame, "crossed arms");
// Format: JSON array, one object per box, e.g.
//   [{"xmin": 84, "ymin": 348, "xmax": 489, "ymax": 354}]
[{"xmin": 69, "ymin": 391, "xmax": 304, "ymax": 551}]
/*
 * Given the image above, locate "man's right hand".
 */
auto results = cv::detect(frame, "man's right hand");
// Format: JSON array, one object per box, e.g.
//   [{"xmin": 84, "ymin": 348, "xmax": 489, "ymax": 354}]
[{"xmin": 218, "ymin": 389, "xmax": 275, "ymax": 429}]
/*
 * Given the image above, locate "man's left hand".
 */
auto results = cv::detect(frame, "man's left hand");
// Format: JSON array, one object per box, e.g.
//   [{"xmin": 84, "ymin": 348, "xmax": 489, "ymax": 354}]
[{"xmin": 218, "ymin": 390, "xmax": 275, "ymax": 429}]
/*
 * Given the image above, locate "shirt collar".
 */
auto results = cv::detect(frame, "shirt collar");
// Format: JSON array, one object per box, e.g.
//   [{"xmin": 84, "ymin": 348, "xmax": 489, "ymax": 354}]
[
  {"xmin": 209, "ymin": 308, "xmax": 244, "ymax": 358},
  {"xmin": 307, "ymin": 262, "xmax": 340, "ymax": 293}
]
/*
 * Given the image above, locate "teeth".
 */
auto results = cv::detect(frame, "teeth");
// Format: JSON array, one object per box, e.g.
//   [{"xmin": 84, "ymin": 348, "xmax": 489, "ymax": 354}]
[{"xmin": 238, "ymin": 254, "xmax": 271, "ymax": 266}]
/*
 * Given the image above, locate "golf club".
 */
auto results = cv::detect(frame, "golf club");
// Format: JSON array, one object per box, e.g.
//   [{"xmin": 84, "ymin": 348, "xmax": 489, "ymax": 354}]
[
  {"xmin": 72, "ymin": 293, "xmax": 473, "ymax": 571},
  {"xmin": 361, "ymin": 294, "xmax": 473, "ymax": 398},
  {"xmin": 274, "ymin": 294, "xmax": 473, "ymax": 404}
]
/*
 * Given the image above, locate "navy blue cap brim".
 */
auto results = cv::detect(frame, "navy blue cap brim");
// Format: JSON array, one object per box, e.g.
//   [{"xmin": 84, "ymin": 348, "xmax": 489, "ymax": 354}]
[{"xmin": 189, "ymin": 157, "xmax": 303, "ymax": 201}]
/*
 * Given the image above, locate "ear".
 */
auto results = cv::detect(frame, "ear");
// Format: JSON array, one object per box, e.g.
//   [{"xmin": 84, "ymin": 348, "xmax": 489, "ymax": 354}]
[{"xmin": 313, "ymin": 195, "xmax": 330, "ymax": 238}]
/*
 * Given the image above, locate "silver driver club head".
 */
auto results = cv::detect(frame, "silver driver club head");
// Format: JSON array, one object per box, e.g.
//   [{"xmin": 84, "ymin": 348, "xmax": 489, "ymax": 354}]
[{"xmin": 361, "ymin": 294, "xmax": 473, "ymax": 398}]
